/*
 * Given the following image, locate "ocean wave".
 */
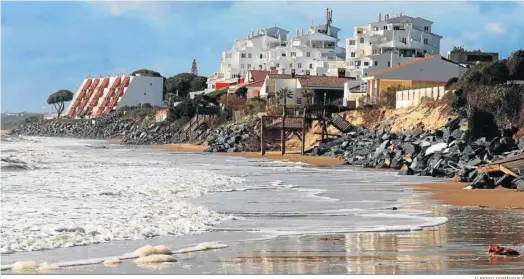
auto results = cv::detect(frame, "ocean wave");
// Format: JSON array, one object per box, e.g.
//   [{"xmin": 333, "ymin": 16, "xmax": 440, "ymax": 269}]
[
  {"xmin": 0, "ymin": 155, "xmax": 38, "ymax": 170},
  {"xmin": 1, "ymin": 137, "xmax": 245, "ymax": 253}
]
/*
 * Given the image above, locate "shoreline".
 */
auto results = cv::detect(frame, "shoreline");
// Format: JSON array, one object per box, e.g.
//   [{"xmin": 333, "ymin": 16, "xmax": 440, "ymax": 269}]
[{"xmin": 155, "ymin": 142, "xmax": 524, "ymax": 210}]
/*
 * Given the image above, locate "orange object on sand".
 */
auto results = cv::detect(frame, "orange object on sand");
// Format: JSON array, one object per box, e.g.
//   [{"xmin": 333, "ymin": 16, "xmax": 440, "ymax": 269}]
[{"xmin": 488, "ymin": 244, "xmax": 520, "ymax": 256}]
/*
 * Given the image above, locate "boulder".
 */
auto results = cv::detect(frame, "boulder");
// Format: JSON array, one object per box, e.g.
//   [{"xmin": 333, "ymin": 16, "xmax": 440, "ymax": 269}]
[{"xmin": 468, "ymin": 172, "xmax": 495, "ymax": 189}]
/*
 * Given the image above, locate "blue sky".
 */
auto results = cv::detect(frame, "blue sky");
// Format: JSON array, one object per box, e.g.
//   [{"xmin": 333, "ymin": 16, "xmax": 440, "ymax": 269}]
[{"xmin": 2, "ymin": 1, "xmax": 524, "ymax": 113}]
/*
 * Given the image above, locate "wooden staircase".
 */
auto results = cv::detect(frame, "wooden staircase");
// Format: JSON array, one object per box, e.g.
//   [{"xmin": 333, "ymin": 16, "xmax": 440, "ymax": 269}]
[{"xmin": 328, "ymin": 113, "xmax": 353, "ymax": 133}]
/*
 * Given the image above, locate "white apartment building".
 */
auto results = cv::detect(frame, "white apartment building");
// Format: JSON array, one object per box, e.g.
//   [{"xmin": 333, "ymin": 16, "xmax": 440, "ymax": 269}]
[
  {"xmin": 208, "ymin": 9, "xmax": 346, "ymax": 90},
  {"xmin": 345, "ymin": 13, "xmax": 442, "ymax": 79}
]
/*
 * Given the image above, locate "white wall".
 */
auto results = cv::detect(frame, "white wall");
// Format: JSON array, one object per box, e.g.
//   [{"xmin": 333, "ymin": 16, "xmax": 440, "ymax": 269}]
[
  {"xmin": 396, "ymin": 86, "xmax": 447, "ymax": 109},
  {"xmin": 116, "ymin": 76, "xmax": 164, "ymax": 108}
]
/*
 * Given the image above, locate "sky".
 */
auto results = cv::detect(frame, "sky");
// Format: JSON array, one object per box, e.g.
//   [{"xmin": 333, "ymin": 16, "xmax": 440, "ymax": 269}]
[{"xmin": 1, "ymin": 1, "xmax": 524, "ymax": 113}]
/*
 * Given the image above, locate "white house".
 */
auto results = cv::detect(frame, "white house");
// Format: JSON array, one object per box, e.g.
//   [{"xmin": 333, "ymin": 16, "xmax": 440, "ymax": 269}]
[
  {"xmin": 362, "ymin": 55, "xmax": 468, "ymax": 105},
  {"xmin": 66, "ymin": 74, "xmax": 164, "ymax": 118},
  {"xmin": 345, "ymin": 13, "xmax": 442, "ymax": 79},
  {"xmin": 208, "ymin": 8, "xmax": 346, "ymax": 90}
]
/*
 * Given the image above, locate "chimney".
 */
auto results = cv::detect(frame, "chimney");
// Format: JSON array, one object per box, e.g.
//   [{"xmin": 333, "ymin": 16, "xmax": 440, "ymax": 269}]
[
  {"xmin": 385, "ymin": 14, "xmax": 389, "ymax": 20},
  {"xmin": 296, "ymin": 28, "xmax": 300, "ymax": 37},
  {"xmin": 301, "ymin": 28, "xmax": 304, "ymax": 36},
  {"xmin": 379, "ymin": 13, "xmax": 382, "ymax": 21},
  {"xmin": 291, "ymin": 69, "xmax": 296, "ymax": 78},
  {"xmin": 337, "ymin": 68, "xmax": 346, "ymax": 78}
]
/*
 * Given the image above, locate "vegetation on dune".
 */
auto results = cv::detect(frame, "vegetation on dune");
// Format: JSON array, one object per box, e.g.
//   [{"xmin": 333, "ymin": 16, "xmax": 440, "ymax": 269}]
[
  {"xmin": 47, "ymin": 89, "xmax": 74, "ymax": 118},
  {"xmin": 450, "ymin": 49, "xmax": 524, "ymax": 141}
]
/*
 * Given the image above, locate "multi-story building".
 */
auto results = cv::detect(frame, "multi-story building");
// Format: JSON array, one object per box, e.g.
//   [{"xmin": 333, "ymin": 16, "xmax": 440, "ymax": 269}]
[
  {"xmin": 345, "ymin": 13, "xmax": 442, "ymax": 79},
  {"xmin": 446, "ymin": 47, "xmax": 499, "ymax": 66},
  {"xmin": 208, "ymin": 9, "xmax": 346, "ymax": 91},
  {"xmin": 66, "ymin": 74, "xmax": 164, "ymax": 118}
]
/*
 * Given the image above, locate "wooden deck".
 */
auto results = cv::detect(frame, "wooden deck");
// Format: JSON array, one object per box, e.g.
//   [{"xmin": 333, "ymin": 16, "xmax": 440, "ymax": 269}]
[{"xmin": 477, "ymin": 153, "xmax": 524, "ymax": 177}]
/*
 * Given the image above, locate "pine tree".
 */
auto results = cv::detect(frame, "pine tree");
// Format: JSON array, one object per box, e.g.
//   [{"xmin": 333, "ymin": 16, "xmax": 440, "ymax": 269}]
[{"xmin": 191, "ymin": 59, "xmax": 198, "ymax": 75}]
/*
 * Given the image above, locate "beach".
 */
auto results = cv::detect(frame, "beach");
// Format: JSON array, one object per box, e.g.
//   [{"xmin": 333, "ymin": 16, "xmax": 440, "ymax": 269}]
[
  {"xmin": 156, "ymin": 143, "xmax": 524, "ymax": 210},
  {"xmin": 1, "ymin": 135, "xmax": 523, "ymax": 275}
]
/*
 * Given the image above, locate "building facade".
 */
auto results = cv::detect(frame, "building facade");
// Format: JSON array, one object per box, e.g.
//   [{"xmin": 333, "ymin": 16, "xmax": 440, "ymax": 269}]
[
  {"xmin": 208, "ymin": 9, "xmax": 346, "ymax": 91},
  {"xmin": 66, "ymin": 74, "xmax": 164, "ymax": 118},
  {"xmin": 446, "ymin": 47, "xmax": 499, "ymax": 66},
  {"xmin": 345, "ymin": 13, "xmax": 442, "ymax": 79}
]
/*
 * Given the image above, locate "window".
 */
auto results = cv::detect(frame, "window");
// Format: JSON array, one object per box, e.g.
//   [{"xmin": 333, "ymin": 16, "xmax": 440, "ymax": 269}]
[
  {"xmin": 351, "ymin": 52, "xmax": 356, "ymax": 58},
  {"xmin": 260, "ymin": 54, "xmax": 263, "ymax": 59},
  {"xmin": 276, "ymin": 63, "xmax": 280, "ymax": 67},
  {"xmin": 241, "ymin": 53, "xmax": 246, "ymax": 58},
  {"xmin": 306, "ymin": 52, "xmax": 311, "ymax": 57},
  {"xmin": 373, "ymin": 27, "xmax": 379, "ymax": 31},
  {"xmin": 282, "ymin": 53, "xmax": 286, "ymax": 57},
  {"xmin": 309, "ymin": 64, "xmax": 313, "ymax": 69},
  {"xmin": 259, "ymin": 65, "xmax": 263, "ymax": 69},
  {"xmin": 248, "ymin": 53, "xmax": 252, "ymax": 58},
  {"xmin": 350, "ymin": 61, "xmax": 354, "ymax": 66},
  {"xmin": 296, "ymin": 98, "xmax": 302, "ymax": 105},
  {"xmin": 402, "ymin": 38, "xmax": 407, "ymax": 44},
  {"xmin": 387, "ymin": 61, "xmax": 391, "ymax": 67},
  {"xmin": 383, "ymin": 26, "xmax": 387, "ymax": 30},
  {"xmin": 241, "ymin": 64, "xmax": 245, "ymax": 69},
  {"xmin": 424, "ymin": 38, "xmax": 428, "ymax": 44},
  {"xmin": 349, "ymin": 40, "xmax": 356, "ymax": 45},
  {"xmin": 212, "ymin": 84, "xmax": 216, "ymax": 89},
  {"xmin": 424, "ymin": 26, "xmax": 429, "ymax": 31},
  {"xmin": 298, "ymin": 63, "xmax": 302, "ymax": 69},
  {"xmin": 289, "ymin": 63, "xmax": 293, "ymax": 68},
  {"xmin": 247, "ymin": 64, "xmax": 251, "ymax": 69},
  {"xmin": 144, "ymin": 93, "xmax": 147, "ymax": 95},
  {"xmin": 291, "ymin": 52, "xmax": 296, "ymax": 57},
  {"xmin": 150, "ymin": 83, "xmax": 152, "ymax": 86},
  {"xmin": 374, "ymin": 61, "xmax": 378, "ymax": 66},
  {"xmin": 359, "ymin": 37, "xmax": 364, "ymax": 44},
  {"xmin": 364, "ymin": 62, "xmax": 369, "ymax": 66}
]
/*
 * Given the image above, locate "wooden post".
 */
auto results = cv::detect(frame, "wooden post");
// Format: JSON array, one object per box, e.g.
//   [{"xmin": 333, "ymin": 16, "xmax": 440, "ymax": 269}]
[
  {"xmin": 301, "ymin": 118, "xmax": 306, "ymax": 155},
  {"xmin": 260, "ymin": 116, "xmax": 265, "ymax": 156},
  {"xmin": 281, "ymin": 115, "xmax": 286, "ymax": 155}
]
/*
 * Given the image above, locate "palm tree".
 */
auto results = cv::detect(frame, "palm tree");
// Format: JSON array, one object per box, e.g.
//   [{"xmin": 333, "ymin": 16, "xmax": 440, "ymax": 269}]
[
  {"xmin": 276, "ymin": 87, "xmax": 294, "ymax": 108},
  {"xmin": 302, "ymin": 89, "xmax": 315, "ymax": 105}
]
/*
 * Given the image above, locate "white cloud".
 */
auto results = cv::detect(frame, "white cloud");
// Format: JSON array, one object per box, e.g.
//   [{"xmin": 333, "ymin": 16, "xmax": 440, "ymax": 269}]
[{"xmin": 485, "ymin": 22, "xmax": 506, "ymax": 34}]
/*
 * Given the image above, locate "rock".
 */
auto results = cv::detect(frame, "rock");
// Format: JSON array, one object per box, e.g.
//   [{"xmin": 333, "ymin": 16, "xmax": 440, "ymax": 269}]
[
  {"xmin": 468, "ymin": 172, "xmax": 495, "ymax": 189},
  {"xmin": 425, "ymin": 142, "xmax": 448, "ymax": 156},
  {"xmin": 514, "ymin": 178, "xmax": 524, "ymax": 192},
  {"xmin": 398, "ymin": 164, "xmax": 414, "ymax": 175}
]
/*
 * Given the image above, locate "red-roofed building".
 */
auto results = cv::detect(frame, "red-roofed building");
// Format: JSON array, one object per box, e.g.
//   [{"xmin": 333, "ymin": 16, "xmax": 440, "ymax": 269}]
[{"xmin": 259, "ymin": 73, "xmax": 352, "ymax": 106}]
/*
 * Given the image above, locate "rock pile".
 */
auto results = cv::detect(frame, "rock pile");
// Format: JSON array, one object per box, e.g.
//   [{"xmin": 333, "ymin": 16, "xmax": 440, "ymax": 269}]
[
  {"xmin": 312, "ymin": 117, "xmax": 524, "ymax": 189},
  {"xmin": 8, "ymin": 113, "xmax": 187, "ymax": 145},
  {"xmin": 202, "ymin": 121, "xmax": 260, "ymax": 153}
]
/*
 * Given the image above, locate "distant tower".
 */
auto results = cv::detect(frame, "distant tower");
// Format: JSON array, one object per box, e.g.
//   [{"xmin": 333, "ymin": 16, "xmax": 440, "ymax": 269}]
[{"xmin": 191, "ymin": 59, "xmax": 198, "ymax": 75}]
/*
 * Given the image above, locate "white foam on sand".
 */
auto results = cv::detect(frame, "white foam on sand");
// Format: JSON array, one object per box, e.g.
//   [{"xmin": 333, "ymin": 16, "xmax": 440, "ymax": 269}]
[
  {"xmin": 1, "ymin": 241, "xmax": 229, "ymax": 271},
  {"xmin": 1, "ymin": 137, "xmax": 244, "ymax": 253}
]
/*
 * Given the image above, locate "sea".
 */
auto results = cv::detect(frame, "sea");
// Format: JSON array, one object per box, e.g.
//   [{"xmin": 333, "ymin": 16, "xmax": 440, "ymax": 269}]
[{"xmin": 0, "ymin": 135, "xmax": 450, "ymax": 272}]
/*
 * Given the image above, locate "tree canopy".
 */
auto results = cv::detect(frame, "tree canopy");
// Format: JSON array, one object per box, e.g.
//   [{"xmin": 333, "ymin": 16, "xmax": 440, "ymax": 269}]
[
  {"xmin": 131, "ymin": 69, "xmax": 163, "ymax": 77},
  {"xmin": 165, "ymin": 73, "xmax": 207, "ymax": 98},
  {"xmin": 450, "ymin": 49, "xmax": 524, "ymax": 140},
  {"xmin": 47, "ymin": 89, "xmax": 73, "ymax": 118}
]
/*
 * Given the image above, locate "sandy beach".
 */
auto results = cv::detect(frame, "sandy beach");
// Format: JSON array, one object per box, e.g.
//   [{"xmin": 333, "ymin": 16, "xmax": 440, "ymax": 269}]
[
  {"xmin": 155, "ymin": 143, "xmax": 524, "ymax": 210},
  {"xmin": 2, "ymin": 136, "xmax": 523, "ymax": 275}
]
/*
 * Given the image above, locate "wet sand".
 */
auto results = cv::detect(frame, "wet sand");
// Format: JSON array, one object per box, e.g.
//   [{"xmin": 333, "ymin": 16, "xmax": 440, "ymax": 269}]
[
  {"xmin": 13, "ymin": 183, "xmax": 524, "ymax": 275},
  {"xmin": 155, "ymin": 143, "xmax": 523, "ymax": 209},
  {"xmin": 413, "ymin": 182, "xmax": 524, "ymax": 209}
]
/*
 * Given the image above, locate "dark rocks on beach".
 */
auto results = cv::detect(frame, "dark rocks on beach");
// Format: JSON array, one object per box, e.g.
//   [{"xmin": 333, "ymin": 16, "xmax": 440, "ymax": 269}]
[
  {"xmin": 202, "ymin": 120, "xmax": 261, "ymax": 153},
  {"xmin": 316, "ymin": 116, "xmax": 523, "ymax": 189},
  {"xmin": 8, "ymin": 113, "xmax": 187, "ymax": 145}
]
